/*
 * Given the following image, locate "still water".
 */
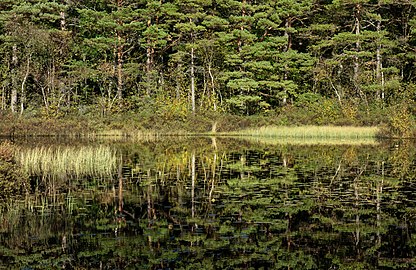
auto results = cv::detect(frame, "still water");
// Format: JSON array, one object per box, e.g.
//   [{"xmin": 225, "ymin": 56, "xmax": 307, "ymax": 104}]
[{"xmin": 0, "ymin": 137, "xmax": 415, "ymax": 269}]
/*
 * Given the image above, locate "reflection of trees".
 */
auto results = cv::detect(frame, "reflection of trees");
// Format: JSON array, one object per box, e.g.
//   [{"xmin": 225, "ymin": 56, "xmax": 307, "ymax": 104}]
[{"xmin": 2, "ymin": 138, "xmax": 416, "ymax": 268}]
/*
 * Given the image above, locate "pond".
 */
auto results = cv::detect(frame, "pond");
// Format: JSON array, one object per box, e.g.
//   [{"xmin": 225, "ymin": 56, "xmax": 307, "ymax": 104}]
[{"xmin": 0, "ymin": 137, "xmax": 415, "ymax": 269}]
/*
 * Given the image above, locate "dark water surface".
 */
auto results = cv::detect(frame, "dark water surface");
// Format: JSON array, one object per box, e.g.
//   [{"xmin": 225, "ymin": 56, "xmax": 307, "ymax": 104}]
[{"xmin": 1, "ymin": 137, "xmax": 416, "ymax": 269}]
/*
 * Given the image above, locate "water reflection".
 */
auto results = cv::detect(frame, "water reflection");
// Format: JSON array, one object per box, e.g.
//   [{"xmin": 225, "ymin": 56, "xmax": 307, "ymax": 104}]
[{"xmin": 0, "ymin": 137, "xmax": 415, "ymax": 269}]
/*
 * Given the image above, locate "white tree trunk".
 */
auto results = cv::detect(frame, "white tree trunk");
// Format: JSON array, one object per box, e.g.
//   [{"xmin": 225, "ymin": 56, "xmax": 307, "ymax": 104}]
[
  {"xmin": 191, "ymin": 46, "xmax": 196, "ymax": 112},
  {"xmin": 20, "ymin": 55, "xmax": 31, "ymax": 115}
]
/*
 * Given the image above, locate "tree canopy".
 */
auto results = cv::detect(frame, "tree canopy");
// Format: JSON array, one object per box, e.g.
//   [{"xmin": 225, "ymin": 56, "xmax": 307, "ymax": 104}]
[{"xmin": 1, "ymin": 0, "xmax": 416, "ymax": 117}]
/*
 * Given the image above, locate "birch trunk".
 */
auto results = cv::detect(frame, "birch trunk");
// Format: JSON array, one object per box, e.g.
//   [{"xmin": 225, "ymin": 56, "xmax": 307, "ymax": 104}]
[
  {"xmin": 376, "ymin": 17, "xmax": 385, "ymax": 100},
  {"xmin": 282, "ymin": 19, "xmax": 292, "ymax": 105},
  {"xmin": 20, "ymin": 55, "xmax": 31, "ymax": 115},
  {"xmin": 354, "ymin": 4, "xmax": 361, "ymax": 87},
  {"xmin": 146, "ymin": 19, "xmax": 154, "ymax": 96},
  {"xmin": 208, "ymin": 63, "xmax": 217, "ymax": 111},
  {"xmin": 190, "ymin": 45, "xmax": 196, "ymax": 112},
  {"xmin": 60, "ymin": 11, "xmax": 66, "ymax": 31}
]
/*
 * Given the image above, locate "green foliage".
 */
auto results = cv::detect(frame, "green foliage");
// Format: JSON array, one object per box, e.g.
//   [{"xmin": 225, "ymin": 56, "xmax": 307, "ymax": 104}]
[
  {"xmin": 1, "ymin": 138, "xmax": 416, "ymax": 268},
  {"xmin": 315, "ymin": 99, "xmax": 343, "ymax": 125},
  {"xmin": 155, "ymin": 95, "xmax": 190, "ymax": 121},
  {"xmin": 225, "ymin": 95, "xmax": 269, "ymax": 115},
  {"xmin": 0, "ymin": 0, "xmax": 416, "ymax": 132},
  {"xmin": 380, "ymin": 104, "xmax": 414, "ymax": 138}
]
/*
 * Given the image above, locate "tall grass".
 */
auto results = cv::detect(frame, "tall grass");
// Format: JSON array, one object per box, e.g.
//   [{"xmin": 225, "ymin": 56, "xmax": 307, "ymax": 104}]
[
  {"xmin": 83, "ymin": 129, "xmax": 164, "ymax": 140},
  {"xmin": 235, "ymin": 125, "xmax": 379, "ymax": 139},
  {"xmin": 241, "ymin": 136, "xmax": 378, "ymax": 145},
  {"xmin": 17, "ymin": 145, "xmax": 118, "ymax": 178}
]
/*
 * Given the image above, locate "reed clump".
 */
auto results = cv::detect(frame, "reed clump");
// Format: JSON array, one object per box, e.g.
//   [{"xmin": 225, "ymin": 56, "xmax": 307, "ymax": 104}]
[
  {"xmin": 235, "ymin": 125, "xmax": 379, "ymax": 139},
  {"xmin": 241, "ymin": 136, "xmax": 378, "ymax": 145},
  {"xmin": 17, "ymin": 145, "xmax": 118, "ymax": 178}
]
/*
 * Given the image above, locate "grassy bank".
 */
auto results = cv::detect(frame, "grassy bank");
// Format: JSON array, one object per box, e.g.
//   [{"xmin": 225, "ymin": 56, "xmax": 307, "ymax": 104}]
[
  {"xmin": 0, "ymin": 111, "xmax": 281, "ymax": 137},
  {"xmin": 0, "ymin": 113, "xmax": 386, "ymax": 139},
  {"xmin": 239, "ymin": 136, "xmax": 378, "ymax": 145},
  {"xmin": 234, "ymin": 126, "xmax": 379, "ymax": 139},
  {"xmin": 0, "ymin": 100, "xmax": 413, "ymax": 138}
]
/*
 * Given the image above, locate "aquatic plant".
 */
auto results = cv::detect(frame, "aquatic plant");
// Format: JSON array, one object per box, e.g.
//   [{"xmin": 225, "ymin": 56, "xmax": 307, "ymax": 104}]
[
  {"xmin": 241, "ymin": 136, "xmax": 378, "ymax": 145},
  {"xmin": 234, "ymin": 125, "xmax": 379, "ymax": 139},
  {"xmin": 17, "ymin": 145, "xmax": 118, "ymax": 178}
]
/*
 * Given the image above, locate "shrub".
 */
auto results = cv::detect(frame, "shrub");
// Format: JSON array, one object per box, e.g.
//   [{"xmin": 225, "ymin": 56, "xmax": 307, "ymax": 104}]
[
  {"xmin": 379, "ymin": 104, "xmax": 413, "ymax": 138},
  {"xmin": 0, "ymin": 141, "xmax": 29, "ymax": 197}
]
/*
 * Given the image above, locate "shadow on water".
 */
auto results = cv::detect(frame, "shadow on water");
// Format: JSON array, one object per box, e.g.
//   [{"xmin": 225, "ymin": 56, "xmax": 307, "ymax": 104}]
[{"xmin": 0, "ymin": 136, "xmax": 416, "ymax": 269}]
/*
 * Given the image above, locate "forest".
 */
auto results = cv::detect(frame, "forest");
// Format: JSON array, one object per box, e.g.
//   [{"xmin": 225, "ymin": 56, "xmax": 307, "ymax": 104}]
[{"xmin": 1, "ymin": 0, "xmax": 416, "ymax": 133}]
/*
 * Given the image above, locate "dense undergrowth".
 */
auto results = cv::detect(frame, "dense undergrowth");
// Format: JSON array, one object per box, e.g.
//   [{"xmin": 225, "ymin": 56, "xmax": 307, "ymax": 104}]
[{"xmin": 0, "ymin": 98, "xmax": 415, "ymax": 138}]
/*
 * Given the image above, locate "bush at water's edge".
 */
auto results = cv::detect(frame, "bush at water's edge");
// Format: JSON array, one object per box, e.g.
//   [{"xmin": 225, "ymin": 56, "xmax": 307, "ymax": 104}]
[{"xmin": 0, "ymin": 141, "xmax": 29, "ymax": 197}]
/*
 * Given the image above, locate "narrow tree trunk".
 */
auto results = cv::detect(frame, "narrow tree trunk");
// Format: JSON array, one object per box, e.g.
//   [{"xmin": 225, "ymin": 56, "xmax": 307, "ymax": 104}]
[
  {"xmin": 208, "ymin": 63, "xmax": 217, "ymax": 111},
  {"xmin": 353, "ymin": 3, "xmax": 369, "ymax": 112},
  {"xmin": 116, "ymin": 0, "xmax": 124, "ymax": 101},
  {"xmin": 146, "ymin": 48, "xmax": 153, "ymax": 96},
  {"xmin": 284, "ymin": 20, "xmax": 292, "ymax": 51},
  {"xmin": 376, "ymin": 161, "xmax": 384, "ymax": 250},
  {"xmin": 191, "ymin": 152, "xmax": 196, "ymax": 218},
  {"xmin": 20, "ymin": 55, "xmax": 31, "ymax": 115},
  {"xmin": 190, "ymin": 45, "xmax": 196, "ymax": 112},
  {"xmin": 11, "ymin": 83, "xmax": 17, "ymax": 113},
  {"xmin": 1, "ymin": 84, "xmax": 5, "ymax": 110},
  {"xmin": 147, "ymin": 169, "xmax": 155, "ymax": 221},
  {"xmin": 118, "ymin": 158, "xmax": 123, "ymax": 214},
  {"xmin": 11, "ymin": 45, "xmax": 18, "ymax": 113},
  {"xmin": 354, "ymin": 4, "xmax": 361, "ymax": 87},
  {"xmin": 354, "ymin": 184, "xmax": 360, "ymax": 247},
  {"xmin": 209, "ymin": 151, "xmax": 217, "ymax": 202},
  {"xmin": 376, "ymin": 17, "xmax": 385, "ymax": 100},
  {"xmin": 117, "ymin": 32, "xmax": 123, "ymax": 100},
  {"xmin": 60, "ymin": 11, "xmax": 66, "ymax": 31},
  {"xmin": 282, "ymin": 19, "xmax": 292, "ymax": 105},
  {"xmin": 146, "ymin": 19, "xmax": 154, "ymax": 96},
  {"xmin": 176, "ymin": 64, "xmax": 181, "ymax": 100},
  {"xmin": 237, "ymin": 0, "xmax": 246, "ymax": 52},
  {"xmin": 330, "ymin": 79, "xmax": 342, "ymax": 104}
]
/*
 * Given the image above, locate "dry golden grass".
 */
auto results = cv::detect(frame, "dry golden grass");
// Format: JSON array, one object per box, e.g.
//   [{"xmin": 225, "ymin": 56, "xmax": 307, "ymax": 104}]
[
  {"xmin": 17, "ymin": 145, "xmax": 118, "ymax": 178},
  {"xmin": 240, "ymin": 136, "xmax": 378, "ymax": 145},
  {"xmin": 234, "ymin": 125, "xmax": 379, "ymax": 139}
]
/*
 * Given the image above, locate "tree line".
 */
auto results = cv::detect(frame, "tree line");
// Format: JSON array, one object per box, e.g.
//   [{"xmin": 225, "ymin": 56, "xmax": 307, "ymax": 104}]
[{"xmin": 1, "ymin": 0, "xmax": 416, "ymax": 117}]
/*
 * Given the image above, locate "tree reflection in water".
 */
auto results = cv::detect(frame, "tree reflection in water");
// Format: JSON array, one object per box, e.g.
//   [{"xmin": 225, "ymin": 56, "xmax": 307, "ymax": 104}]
[{"xmin": 0, "ymin": 138, "xmax": 415, "ymax": 269}]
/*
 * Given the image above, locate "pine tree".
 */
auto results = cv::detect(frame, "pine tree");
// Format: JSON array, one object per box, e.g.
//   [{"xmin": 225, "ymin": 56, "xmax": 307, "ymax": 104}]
[
  {"xmin": 72, "ymin": 0, "xmax": 142, "ymax": 110},
  {"xmin": 168, "ymin": 0, "xmax": 211, "ymax": 112},
  {"xmin": 310, "ymin": 0, "xmax": 402, "ymax": 107}
]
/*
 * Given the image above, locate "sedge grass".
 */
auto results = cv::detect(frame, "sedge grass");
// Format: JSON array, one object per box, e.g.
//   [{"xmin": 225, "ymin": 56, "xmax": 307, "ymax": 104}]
[
  {"xmin": 62, "ymin": 129, "xmax": 163, "ymax": 141},
  {"xmin": 17, "ymin": 145, "xmax": 118, "ymax": 178},
  {"xmin": 234, "ymin": 125, "xmax": 379, "ymax": 139},
  {"xmin": 240, "ymin": 136, "xmax": 378, "ymax": 145}
]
